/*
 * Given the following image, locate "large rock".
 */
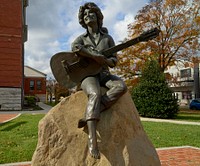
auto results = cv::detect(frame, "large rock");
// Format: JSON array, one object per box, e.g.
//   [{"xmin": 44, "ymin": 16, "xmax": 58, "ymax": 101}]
[{"xmin": 32, "ymin": 91, "xmax": 161, "ymax": 166}]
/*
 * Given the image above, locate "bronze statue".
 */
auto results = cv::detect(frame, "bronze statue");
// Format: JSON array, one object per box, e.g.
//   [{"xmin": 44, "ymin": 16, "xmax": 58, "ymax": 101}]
[
  {"xmin": 50, "ymin": 2, "xmax": 160, "ymax": 160},
  {"xmin": 71, "ymin": 2, "xmax": 127, "ymax": 159}
]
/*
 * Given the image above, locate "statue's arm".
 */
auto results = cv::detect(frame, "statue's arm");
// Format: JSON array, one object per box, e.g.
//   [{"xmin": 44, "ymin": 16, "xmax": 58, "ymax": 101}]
[
  {"xmin": 71, "ymin": 36, "xmax": 106, "ymax": 65},
  {"xmin": 71, "ymin": 35, "xmax": 118, "ymax": 67},
  {"xmin": 104, "ymin": 36, "xmax": 118, "ymax": 68},
  {"xmin": 71, "ymin": 36, "xmax": 95, "ymax": 58}
]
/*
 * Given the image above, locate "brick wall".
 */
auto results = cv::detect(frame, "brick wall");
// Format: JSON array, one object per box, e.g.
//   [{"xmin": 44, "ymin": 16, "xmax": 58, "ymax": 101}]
[
  {"xmin": 0, "ymin": 0, "xmax": 23, "ymax": 88},
  {"xmin": 0, "ymin": 0, "xmax": 25, "ymax": 110},
  {"xmin": 24, "ymin": 77, "xmax": 46, "ymax": 102}
]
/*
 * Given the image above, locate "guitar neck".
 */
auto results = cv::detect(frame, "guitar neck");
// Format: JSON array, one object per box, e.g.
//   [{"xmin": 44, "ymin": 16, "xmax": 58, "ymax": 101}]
[
  {"xmin": 102, "ymin": 27, "xmax": 160, "ymax": 56},
  {"xmin": 102, "ymin": 37, "xmax": 140, "ymax": 56}
]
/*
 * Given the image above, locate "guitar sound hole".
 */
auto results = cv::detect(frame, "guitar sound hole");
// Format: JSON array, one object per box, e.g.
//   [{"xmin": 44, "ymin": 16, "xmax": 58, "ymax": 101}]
[{"xmin": 79, "ymin": 59, "xmax": 89, "ymax": 67}]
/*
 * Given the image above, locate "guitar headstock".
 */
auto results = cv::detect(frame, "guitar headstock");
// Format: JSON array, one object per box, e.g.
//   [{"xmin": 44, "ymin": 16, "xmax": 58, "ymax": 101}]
[{"xmin": 139, "ymin": 28, "xmax": 161, "ymax": 42}]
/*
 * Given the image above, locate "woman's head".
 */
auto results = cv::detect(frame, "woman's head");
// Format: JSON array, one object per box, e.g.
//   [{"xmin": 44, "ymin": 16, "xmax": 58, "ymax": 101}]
[{"xmin": 78, "ymin": 2, "xmax": 103, "ymax": 29}]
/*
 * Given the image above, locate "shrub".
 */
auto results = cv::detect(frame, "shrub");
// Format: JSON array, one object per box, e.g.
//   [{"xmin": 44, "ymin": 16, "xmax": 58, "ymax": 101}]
[
  {"xmin": 24, "ymin": 96, "xmax": 37, "ymax": 107},
  {"xmin": 132, "ymin": 60, "xmax": 179, "ymax": 118}
]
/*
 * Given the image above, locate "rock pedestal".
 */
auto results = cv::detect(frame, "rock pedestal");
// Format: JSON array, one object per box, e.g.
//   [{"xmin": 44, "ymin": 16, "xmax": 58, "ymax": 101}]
[{"xmin": 32, "ymin": 91, "xmax": 161, "ymax": 166}]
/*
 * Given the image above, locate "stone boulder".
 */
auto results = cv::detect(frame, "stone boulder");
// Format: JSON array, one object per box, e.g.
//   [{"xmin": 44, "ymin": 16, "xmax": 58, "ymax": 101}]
[{"xmin": 32, "ymin": 91, "xmax": 161, "ymax": 166}]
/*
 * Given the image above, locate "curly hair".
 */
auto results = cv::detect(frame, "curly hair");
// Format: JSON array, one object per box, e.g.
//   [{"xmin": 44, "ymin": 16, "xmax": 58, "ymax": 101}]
[{"xmin": 78, "ymin": 2, "xmax": 104, "ymax": 29}]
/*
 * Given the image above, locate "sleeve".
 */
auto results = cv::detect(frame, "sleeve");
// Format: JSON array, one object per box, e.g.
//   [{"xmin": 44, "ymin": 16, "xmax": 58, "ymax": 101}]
[
  {"xmin": 108, "ymin": 35, "xmax": 118, "ymax": 66},
  {"xmin": 71, "ymin": 36, "xmax": 84, "ymax": 53}
]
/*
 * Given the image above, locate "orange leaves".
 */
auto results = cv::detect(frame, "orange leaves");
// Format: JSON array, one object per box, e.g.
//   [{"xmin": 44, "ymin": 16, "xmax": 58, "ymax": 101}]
[
  {"xmin": 115, "ymin": 0, "xmax": 200, "ymax": 89},
  {"xmin": 165, "ymin": 0, "xmax": 186, "ymax": 7},
  {"xmin": 195, "ymin": 16, "xmax": 200, "ymax": 24}
]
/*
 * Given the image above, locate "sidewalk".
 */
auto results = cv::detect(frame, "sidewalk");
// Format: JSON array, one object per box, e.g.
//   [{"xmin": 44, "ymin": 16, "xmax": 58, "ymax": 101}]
[
  {"xmin": 0, "ymin": 161, "xmax": 31, "ymax": 166},
  {"xmin": 0, "ymin": 102, "xmax": 52, "ymax": 124},
  {"xmin": 0, "ymin": 114, "xmax": 21, "ymax": 124},
  {"xmin": 141, "ymin": 117, "xmax": 200, "ymax": 125}
]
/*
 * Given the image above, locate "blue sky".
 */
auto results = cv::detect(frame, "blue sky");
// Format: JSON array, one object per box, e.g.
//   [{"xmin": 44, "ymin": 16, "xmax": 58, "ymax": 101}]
[{"xmin": 25, "ymin": 0, "xmax": 149, "ymax": 78}]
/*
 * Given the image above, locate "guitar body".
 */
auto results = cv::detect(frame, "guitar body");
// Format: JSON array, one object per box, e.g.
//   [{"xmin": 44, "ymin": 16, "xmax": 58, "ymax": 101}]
[{"xmin": 50, "ymin": 52, "xmax": 102, "ymax": 87}]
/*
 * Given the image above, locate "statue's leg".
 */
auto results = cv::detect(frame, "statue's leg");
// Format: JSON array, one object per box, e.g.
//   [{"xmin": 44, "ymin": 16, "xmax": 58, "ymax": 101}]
[
  {"xmin": 101, "ymin": 75, "xmax": 127, "ymax": 110},
  {"xmin": 87, "ymin": 120, "xmax": 100, "ymax": 159},
  {"xmin": 78, "ymin": 103, "xmax": 105, "ymax": 128},
  {"xmin": 78, "ymin": 76, "xmax": 101, "ymax": 158},
  {"xmin": 82, "ymin": 76, "xmax": 101, "ymax": 120},
  {"xmin": 78, "ymin": 76, "xmax": 101, "ymax": 128},
  {"xmin": 78, "ymin": 75, "xmax": 127, "ymax": 128}
]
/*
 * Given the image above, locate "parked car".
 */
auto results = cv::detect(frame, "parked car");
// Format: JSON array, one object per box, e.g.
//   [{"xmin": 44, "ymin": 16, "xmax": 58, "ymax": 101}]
[{"xmin": 189, "ymin": 99, "xmax": 200, "ymax": 110}]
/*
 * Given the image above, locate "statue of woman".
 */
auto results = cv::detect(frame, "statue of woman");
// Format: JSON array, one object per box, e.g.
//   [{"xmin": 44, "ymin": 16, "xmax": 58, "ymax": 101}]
[{"xmin": 71, "ymin": 2, "xmax": 127, "ymax": 159}]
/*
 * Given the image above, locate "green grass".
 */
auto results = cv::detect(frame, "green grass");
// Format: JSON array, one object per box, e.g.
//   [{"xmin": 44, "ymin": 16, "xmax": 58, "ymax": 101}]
[
  {"xmin": 142, "ymin": 121, "xmax": 200, "ymax": 148},
  {"xmin": 0, "ymin": 114, "xmax": 45, "ymax": 164},
  {"xmin": 175, "ymin": 112, "xmax": 200, "ymax": 122},
  {"xmin": 0, "ymin": 113, "xmax": 200, "ymax": 164}
]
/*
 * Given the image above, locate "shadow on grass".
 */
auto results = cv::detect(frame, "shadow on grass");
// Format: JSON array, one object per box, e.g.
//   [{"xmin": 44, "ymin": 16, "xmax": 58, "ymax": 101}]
[
  {"xmin": 1, "ymin": 121, "xmax": 27, "ymax": 131},
  {"xmin": 176, "ymin": 114, "xmax": 200, "ymax": 121}
]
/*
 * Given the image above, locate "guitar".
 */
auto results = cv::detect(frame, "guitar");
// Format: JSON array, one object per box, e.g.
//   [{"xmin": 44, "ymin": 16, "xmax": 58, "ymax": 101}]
[{"xmin": 50, "ymin": 28, "xmax": 160, "ymax": 88}]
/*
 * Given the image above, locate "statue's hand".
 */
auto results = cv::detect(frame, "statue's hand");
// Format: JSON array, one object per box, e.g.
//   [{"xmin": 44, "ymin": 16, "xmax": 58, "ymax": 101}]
[
  {"xmin": 93, "ymin": 53, "xmax": 106, "ymax": 65},
  {"xmin": 83, "ymin": 45, "xmax": 105, "ymax": 64},
  {"xmin": 104, "ymin": 58, "xmax": 116, "ymax": 67}
]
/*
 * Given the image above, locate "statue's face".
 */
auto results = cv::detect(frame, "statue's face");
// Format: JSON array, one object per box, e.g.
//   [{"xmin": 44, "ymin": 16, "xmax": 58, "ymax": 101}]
[{"xmin": 83, "ymin": 9, "xmax": 97, "ymax": 26}]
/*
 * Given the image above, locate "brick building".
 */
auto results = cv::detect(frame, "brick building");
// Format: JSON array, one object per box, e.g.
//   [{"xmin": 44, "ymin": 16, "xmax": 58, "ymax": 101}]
[
  {"xmin": 24, "ymin": 66, "xmax": 47, "ymax": 102},
  {"xmin": 0, "ymin": 0, "xmax": 28, "ymax": 110}
]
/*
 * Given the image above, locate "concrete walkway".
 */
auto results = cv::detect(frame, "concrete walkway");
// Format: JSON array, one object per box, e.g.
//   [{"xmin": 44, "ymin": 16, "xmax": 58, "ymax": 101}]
[
  {"xmin": 0, "ymin": 161, "xmax": 31, "ymax": 166},
  {"xmin": 0, "ymin": 102, "xmax": 52, "ymax": 124},
  {"xmin": 0, "ymin": 102, "xmax": 52, "ymax": 115},
  {"xmin": 37, "ymin": 102, "xmax": 52, "ymax": 113},
  {"xmin": 141, "ymin": 117, "xmax": 200, "ymax": 125}
]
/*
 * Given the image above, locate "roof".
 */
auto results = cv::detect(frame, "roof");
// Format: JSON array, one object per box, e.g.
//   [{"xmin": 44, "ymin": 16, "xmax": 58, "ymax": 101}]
[{"xmin": 24, "ymin": 66, "xmax": 47, "ymax": 78}]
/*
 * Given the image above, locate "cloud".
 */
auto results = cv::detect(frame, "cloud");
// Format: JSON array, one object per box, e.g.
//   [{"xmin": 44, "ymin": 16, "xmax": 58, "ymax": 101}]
[{"xmin": 25, "ymin": 0, "xmax": 148, "ymax": 78}]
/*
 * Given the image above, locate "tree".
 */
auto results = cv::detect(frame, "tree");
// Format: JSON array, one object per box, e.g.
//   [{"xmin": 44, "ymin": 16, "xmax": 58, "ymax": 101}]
[
  {"xmin": 132, "ymin": 60, "xmax": 178, "ymax": 118},
  {"xmin": 46, "ymin": 78, "xmax": 70, "ymax": 104},
  {"xmin": 46, "ymin": 78, "xmax": 56, "ymax": 103},
  {"xmin": 54, "ymin": 83, "xmax": 69, "ymax": 103},
  {"xmin": 116, "ymin": 0, "xmax": 200, "ymax": 88}
]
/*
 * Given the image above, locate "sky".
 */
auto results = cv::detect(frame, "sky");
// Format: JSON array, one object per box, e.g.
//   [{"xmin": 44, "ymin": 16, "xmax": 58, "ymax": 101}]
[{"xmin": 25, "ymin": 0, "xmax": 149, "ymax": 79}]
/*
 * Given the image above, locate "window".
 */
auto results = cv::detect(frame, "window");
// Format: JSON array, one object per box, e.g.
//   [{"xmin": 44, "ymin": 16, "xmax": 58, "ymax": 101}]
[
  {"xmin": 182, "ymin": 91, "xmax": 192, "ymax": 99},
  {"xmin": 30, "ymin": 80, "xmax": 34, "ymax": 90},
  {"xmin": 180, "ymin": 68, "xmax": 191, "ymax": 78},
  {"xmin": 37, "ymin": 80, "xmax": 42, "ymax": 90}
]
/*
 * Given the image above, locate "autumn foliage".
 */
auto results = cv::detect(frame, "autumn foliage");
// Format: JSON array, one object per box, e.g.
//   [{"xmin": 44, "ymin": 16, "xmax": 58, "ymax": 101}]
[{"xmin": 116, "ymin": 0, "xmax": 200, "ymax": 88}]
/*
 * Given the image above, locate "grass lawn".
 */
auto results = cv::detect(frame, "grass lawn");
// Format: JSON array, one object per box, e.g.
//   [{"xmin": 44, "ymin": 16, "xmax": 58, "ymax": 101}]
[
  {"xmin": 142, "ymin": 121, "xmax": 200, "ymax": 148},
  {"xmin": 175, "ymin": 112, "xmax": 200, "ymax": 122},
  {"xmin": 0, "ymin": 114, "xmax": 45, "ymax": 164},
  {"xmin": 176, "ymin": 107, "xmax": 200, "ymax": 122},
  {"xmin": 0, "ymin": 113, "xmax": 200, "ymax": 164}
]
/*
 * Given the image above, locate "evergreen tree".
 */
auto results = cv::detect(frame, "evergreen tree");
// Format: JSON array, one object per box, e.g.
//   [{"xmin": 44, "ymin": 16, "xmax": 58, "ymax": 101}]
[{"xmin": 132, "ymin": 60, "xmax": 178, "ymax": 118}]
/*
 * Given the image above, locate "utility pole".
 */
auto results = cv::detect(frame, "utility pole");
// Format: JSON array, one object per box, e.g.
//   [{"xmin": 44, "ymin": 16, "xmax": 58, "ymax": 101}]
[{"xmin": 194, "ymin": 62, "xmax": 200, "ymax": 99}]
